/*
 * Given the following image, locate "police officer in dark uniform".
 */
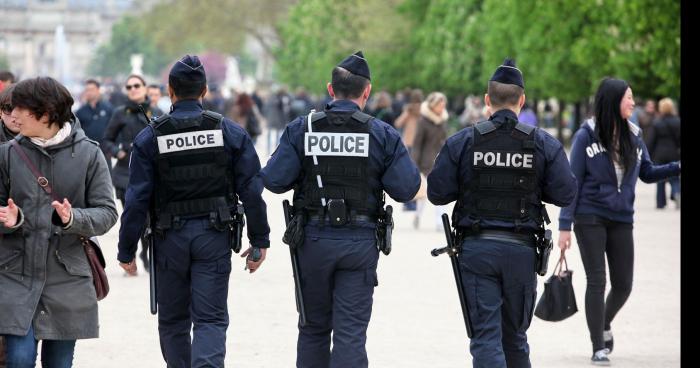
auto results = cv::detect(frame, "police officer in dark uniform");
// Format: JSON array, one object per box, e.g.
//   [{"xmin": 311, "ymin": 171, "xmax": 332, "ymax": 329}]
[
  {"xmin": 427, "ymin": 58, "xmax": 577, "ymax": 368},
  {"xmin": 260, "ymin": 51, "xmax": 420, "ymax": 368},
  {"xmin": 117, "ymin": 55, "xmax": 271, "ymax": 367}
]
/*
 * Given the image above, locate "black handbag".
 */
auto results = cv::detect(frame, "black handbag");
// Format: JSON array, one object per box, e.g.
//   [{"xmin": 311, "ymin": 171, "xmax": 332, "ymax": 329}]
[{"xmin": 534, "ymin": 252, "xmax": 578, "ymax": 321}]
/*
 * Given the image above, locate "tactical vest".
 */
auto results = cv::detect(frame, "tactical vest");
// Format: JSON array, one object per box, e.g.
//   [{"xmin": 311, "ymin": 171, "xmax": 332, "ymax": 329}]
[
  {"xmin": 152, "ymin": 110, "xmax": 237, "ymax": 229},
  {"xmin": 295, "ymin": 110, "xmax": 381, "ymax": 218},
  {"xmin": 454, "ymin": 118, "xmax": 544, "ymax": 231}
]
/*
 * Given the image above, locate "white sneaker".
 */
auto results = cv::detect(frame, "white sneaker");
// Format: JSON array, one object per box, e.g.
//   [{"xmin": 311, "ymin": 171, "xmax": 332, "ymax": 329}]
[{"xmin": 591, "ymin": 349, "xmax": 611, "ymax": 366}]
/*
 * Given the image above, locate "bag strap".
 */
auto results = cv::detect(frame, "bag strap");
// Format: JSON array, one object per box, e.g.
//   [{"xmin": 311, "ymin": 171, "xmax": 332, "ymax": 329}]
[
  {"xmin": 551, "ymin": 251, "xmax": 569, "ymax": 277},
  {"xmin": 10, "ymin": 140, "xmax": 59, "ymax": 202}
]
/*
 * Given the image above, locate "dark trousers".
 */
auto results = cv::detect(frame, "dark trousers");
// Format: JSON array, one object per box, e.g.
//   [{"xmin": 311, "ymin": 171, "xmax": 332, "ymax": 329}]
[
  {"xmin": 459, "ymin": 239, "xmax": 537, "ymax": 368},
  {"xmin": 296, "ymin": 226, "xmax": 379, "ymax": 368},
  {"xmin": 656, "ymin": 176, "xmax": 680, "ymax": 208},
  {"xmin": 574, "ymin": 215, "xmax": 634, "ymax": 352},
  {"xmin": 3, "ymin": 325, "xmax": 75, "ymax": 368},
  {"xmin": 155, "ymin": 218, "xmax": 232, "ymax": 368}
]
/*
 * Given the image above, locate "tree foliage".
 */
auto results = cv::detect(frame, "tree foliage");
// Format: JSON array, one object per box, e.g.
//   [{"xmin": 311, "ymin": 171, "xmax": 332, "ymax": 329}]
[{"xmin": 277, "ymin": 0, "xmax": 680, "ymax": 101}]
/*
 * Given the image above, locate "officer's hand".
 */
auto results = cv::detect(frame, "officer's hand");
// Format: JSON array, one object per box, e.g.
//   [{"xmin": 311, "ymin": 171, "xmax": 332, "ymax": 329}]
[
  {"xmin": 117, "ymin": 150, "xmax": 127, "ymax": 160},
  {"xmin": 241, "ymin": 246, "xmax": 266, "ymax": 274},
  {"xmin": 0, "ymin": 198, "xmax": 19, "ymax": 228},
  {"xmin": 51, "ymin": 198, "xmax": 73, "ymax": 225},
  {"xmin": 558, "ymin": 231, "xmax": 572, "ymax": 252},
  {"xmin": 119, "ymin": 259, "xmax": 138, "ymax": 276}
]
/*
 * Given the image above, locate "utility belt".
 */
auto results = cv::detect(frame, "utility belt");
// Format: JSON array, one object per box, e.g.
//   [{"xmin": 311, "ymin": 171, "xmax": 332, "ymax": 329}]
[
  {"xmin": 153, "ymin": 204, "xmax": 246, "ymax": 254},
  {"xmin": 461, "ymin": 229, "xmax": 537, "ymax": 247},
  {"xmin": 459, "ymin": 227, "xmax": 552, "ymax": 276},
  {"xmin": 307, "ymin": 214, "xmax": 378, "ymax": 224},
  {"xmin": 283, "ymin": 200, "xmax": 393, "ymax": 255}
]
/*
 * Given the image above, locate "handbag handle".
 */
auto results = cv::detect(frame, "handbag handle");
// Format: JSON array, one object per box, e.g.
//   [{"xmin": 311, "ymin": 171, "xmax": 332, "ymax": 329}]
[{"xmin": 551, "ymin": 251, "xmax": 570, "ymax": 277}]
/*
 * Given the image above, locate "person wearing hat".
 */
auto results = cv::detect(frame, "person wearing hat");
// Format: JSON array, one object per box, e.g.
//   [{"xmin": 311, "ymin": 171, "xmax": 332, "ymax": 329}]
[
  {"xmin": 427, "ymin": 58, "xmax": 577, "ymax": 367},
  {"xmin": 260, "ymin": 51, "xmax": 420, "ymax": 367},
  {"xmin": 117, "ymin": 55, "xmax": 271, "ymax": 367}
]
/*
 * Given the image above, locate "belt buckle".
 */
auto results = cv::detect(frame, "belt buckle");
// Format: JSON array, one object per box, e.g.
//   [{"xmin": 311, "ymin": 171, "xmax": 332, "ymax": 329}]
[{"xmin": 37, "ymin": 177, "xmax": 49, "ymax": 187}]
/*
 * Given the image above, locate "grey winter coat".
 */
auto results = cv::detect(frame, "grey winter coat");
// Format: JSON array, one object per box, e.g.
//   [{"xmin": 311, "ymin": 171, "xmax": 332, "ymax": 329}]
[{"xmin": 0, "ymin": 120, "xmax": 118, "ymax": 340}]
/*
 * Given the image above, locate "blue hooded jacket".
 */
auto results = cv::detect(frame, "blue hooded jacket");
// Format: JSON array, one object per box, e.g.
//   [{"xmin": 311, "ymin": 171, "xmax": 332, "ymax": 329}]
[{"xmin": 558, "ymin": 118, "xmax": 680, "ymax": 230}]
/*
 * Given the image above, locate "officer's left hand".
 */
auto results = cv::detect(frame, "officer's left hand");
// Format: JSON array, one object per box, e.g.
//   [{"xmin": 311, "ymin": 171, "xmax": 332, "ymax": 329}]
[
  {"xmin": 119, "ymin": 259, "xmax": 138, "ymax": 276},
  {"xmin": 241, "ymin": 246, "xmax": 267, "ymax": 274},
  {"xmin": 51, "ymin": 198, "xmax": 73, "ymax": 225}
]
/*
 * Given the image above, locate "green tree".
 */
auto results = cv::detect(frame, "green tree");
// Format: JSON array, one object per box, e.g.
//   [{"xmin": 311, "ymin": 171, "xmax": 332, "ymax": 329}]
[
  {"xmin": 88, "ymin": 16, "xmax": 171, "ymax": 77},
  {"xmin": 0, "ymin": 52, "xmax": 10, "ymax": 71},
  {"xmin": 275, "ymin": 0, "xmax": 415, "ymax": 94}
]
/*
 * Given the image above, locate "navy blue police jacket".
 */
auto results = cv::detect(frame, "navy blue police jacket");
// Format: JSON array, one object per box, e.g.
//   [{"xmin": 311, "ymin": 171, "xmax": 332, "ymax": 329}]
[
  {"xmin": 558, "ymin": 118, "xmax": 680, "ymax": 230},
  {"xmin": 428, "ymin": 109, "xmax": 577, "ymax": 232},
  {"xmin": 260, "ymin": 99, "xmax": 421, "ymax": 230},
  {"xmin": 117, "ymin": 100, "xmax": 270, "ymax": 263}
]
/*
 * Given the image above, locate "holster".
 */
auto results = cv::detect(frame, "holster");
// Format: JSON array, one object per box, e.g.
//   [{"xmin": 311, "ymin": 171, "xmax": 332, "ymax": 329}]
[
  {"xmin": 535, "ymin": 229, "xmax": 553, "ymax": 276},
  {"xmin": 230, "ymin": 204, "xmax": 245, "ymax": 253},
  {"xmin": 376, "ymin": 205, "xmax": 394, "ymax": 255},
  {"xmin": 283, "ymin": 210, "xmax": 306, "ymax": 250}
]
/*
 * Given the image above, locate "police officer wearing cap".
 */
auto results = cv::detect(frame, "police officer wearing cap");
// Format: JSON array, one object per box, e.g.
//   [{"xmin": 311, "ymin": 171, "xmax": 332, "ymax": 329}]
[
  {"xmin": 427, "ymin": 58, "xmax": 577, "ymax": 367},
  {"xmin": 260, "ymin": 51, "xmax": 420, "ymax": 367},
  {"xmin": 117, "ymin": 55, "xmax": 270, "ymax": 367}
]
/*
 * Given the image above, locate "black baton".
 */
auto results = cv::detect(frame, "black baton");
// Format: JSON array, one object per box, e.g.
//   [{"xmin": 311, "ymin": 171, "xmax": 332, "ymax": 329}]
[
  {"xmin": 431, "ymin": 214, "xmax": 474, "ymax": 338},
  {"xmin": 147, "ymin": 226, "xmax": 157, "ymax": 315},
  {"xmin": 283, "ymin": 200, "xmax": 308, "ymax": 327}
]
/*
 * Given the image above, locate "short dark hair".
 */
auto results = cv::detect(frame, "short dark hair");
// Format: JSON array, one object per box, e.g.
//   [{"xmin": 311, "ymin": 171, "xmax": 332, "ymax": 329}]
[
  {"xmin": 0, "ymin": 71, "xmax": 15, "ymax": 83},
  {"xmin": 85, "ymin": 79, "xmax": 100, "ymax": 88},
  {"xmin": 487, "ymin": 81, "xmax": 523, "ymax": 107},
  {"xmin": 11, "ymin": 77, "xmax": 74, "ymax": 128},
  {"xmin": 147, "ymin": 84, "xmax": 162, "ymax": 91},
  {"xmin": 126, "ymin": 74, "xmax": 146, "ymax": 86},
  {"xmin": 331, "ymin": 67, "xmax": 369, "ymax": 99},
  {"xmin": 168, "ymin": 75, "xmax": 206, "ymax": 100}
]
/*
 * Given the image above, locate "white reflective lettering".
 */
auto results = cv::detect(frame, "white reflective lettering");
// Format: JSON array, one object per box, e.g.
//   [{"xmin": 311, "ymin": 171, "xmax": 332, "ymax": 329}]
[
  {"xmin": 484, "ymin": 152, "xmax": 496, "ymax": 166},
  {"xmin": 157, "ymin": 130, "xmax": 224, "ymax": 153},
  {"xmin": 473, "ymin": 151, "xmax": 484, "ymax": 165},
  {"xmin": 523, "ymin": 154, "xmax": 534, "ymax": 168},
  {"xmin": 304, "ymin": 132, "xmax": 370, "ymax": 157},
  {"xmin": 512, "ymin": 153, "xmax": 522, "ymax": 167}
]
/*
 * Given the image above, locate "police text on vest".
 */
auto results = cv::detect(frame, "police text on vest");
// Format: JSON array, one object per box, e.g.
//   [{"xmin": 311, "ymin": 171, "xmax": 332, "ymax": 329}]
[
  {"xmin": 305, "ymin": 132, "xmax": 370, "ymax": 157},
  {"xmin": 157, "ymin": 130, "xmax": 224, "ymax": 153},
  {"xmin": 473, "ymin": 151, "xmax": 533, "ymax": 168}
]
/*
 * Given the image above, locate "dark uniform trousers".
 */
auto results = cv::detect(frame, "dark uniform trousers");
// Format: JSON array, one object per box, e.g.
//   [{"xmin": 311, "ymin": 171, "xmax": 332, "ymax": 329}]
[
  {"xmin": 459, "ymin": 239, "xmax": 537, "ymax": 368},
  {"xmin": 296, "ymin": 224, "xmax": 379, "ymax": 368},
  {"xmin": 155, "ymin": 218, "xmax": 232, "ymax": 368}
]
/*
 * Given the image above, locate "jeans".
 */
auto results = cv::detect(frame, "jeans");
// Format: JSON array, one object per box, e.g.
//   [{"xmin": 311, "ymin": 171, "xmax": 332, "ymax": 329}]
[{"xmin": 3, "ymin": 325, "xmax": 75, "ymax": 368}]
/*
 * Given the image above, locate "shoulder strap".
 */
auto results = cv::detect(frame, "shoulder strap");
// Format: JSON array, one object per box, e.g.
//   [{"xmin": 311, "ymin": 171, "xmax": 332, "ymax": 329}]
[
  {"xmin": 514, "ymin": 122, "xmax": 536, "ymax": 135},
  {"xmin": 9, "ymin": 140, "xmax": 58, "ymax": 201},
  {"xmin": 202, "ymin": 110, "xmax": 224, "ymax": 126},
  {"xmin": 475, "ymin": 120, "xmax": 497, "ymax": 135},
  {"xmin": 351, "ymin": 111, "xmax": 372, "ymax": 124},
  {"xmin": 310, "ymin": 111, "xmax": 326, "ymax": 124}
]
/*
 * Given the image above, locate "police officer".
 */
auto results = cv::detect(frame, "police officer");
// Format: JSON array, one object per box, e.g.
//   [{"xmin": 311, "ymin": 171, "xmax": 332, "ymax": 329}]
[
  {"xmin": 260, "ymin": 51, "xmax": 420, "ymax": 368},
  {"xmin": 117, "ymin": 55, "xmax": 271, "ymax": 367},
  {"xmin": 427, "ymin": 58, "xmax": 577, "ymax": 368}
]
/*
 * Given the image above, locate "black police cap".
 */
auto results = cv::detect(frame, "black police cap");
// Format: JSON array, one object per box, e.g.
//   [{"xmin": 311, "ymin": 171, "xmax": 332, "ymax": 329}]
[
  {"xmin": 169, "ymin": 55, "xmax": 206, "ymax": 84},
  {"xmin": 337, "ymin": 51, "xmax": 371, "ymax": 81},
  {"xmin": 489, "ymin": 58, "xmax": 524, "ymax": 89}
]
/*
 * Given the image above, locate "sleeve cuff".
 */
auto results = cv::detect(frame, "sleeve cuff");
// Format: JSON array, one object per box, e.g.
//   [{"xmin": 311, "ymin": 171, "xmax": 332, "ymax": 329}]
[
  {"xmin": 558, "ymin": 219, "xmax": 573, "ymax": 231},
  {"xmin": 250, "ymin": 239, "xmax": 270, "ymax": 248},
  {"xmin": 9, "ymin": 207, "xmax": 24, "ymax": 229},
  {"xmin": 51, "ymin": 210, "xmax": 74, "ymax": 229}
]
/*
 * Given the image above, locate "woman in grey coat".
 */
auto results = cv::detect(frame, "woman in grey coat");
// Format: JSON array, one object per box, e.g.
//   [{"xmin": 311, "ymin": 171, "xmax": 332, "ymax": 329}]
[{"xmin": 0, "ymin": 77, "xmax": 118, "ymax": 368}]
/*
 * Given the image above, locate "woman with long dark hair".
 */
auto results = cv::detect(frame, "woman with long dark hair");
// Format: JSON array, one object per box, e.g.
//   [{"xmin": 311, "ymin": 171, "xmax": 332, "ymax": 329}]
[{"xmin": 558, "ymin": 77, "xmax": 680, "ymax": 365}]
